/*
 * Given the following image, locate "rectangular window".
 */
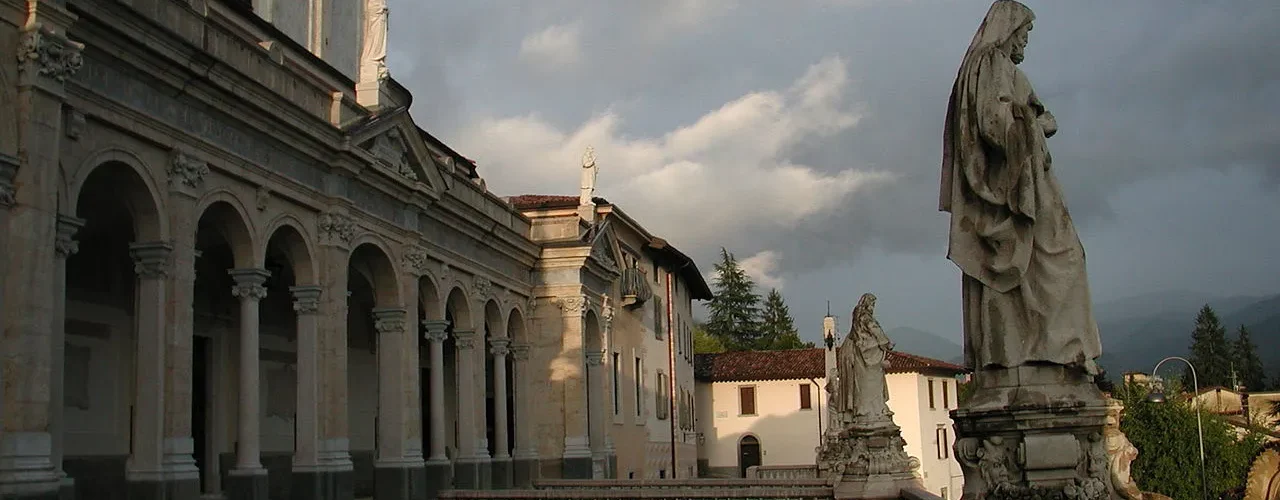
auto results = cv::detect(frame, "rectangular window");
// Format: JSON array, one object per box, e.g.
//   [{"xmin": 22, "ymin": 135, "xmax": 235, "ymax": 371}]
[
  {"xmin": 799, "ymin": 383, "xmax": 812, "ymax": 410},
  {"xmin": 654, "ymin": 298, "xmax": 665, "ymax": 339},
  {"xmin": 635, "ymin": 357, "xmax": 643, "ymax": 417},
  {"xmin": 936, "ymin": 427, "xmax": 949, "ymax": 459},
  {"xmin": 739, "ymin": 386, "xmax": 757, "ymax": 416},
  {"xmin": 928, "ymin": 379, "xmax": 936, "ymax": 409},
  {"xmin": 612, "ymin": 352, "xmax": 621, "ymax": 415},
  {"xmin": 942, "ymin": 380, "xmax": 950, "ymax": 409},
  {"xmin": 656, "ymin": 372, "xmax": 669, "ymax": 420}
]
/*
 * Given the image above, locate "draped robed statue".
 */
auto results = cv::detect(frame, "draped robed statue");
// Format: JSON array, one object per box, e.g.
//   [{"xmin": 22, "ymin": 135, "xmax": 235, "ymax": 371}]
[
  {"xmin": 835, "ymin": 294, "xmax": 894, "ymax": 424},
  {"xmin": 940, "ymin": 0, "xmax": 1102, "ymax": 378}
]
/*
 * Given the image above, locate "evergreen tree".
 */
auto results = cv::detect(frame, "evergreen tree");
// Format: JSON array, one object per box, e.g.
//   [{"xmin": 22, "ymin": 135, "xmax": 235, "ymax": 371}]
[
  {"xmin": 705, "ymin": 248, "xmax": 762, "ymax": 350},
  {"xmin": 1185, "ymin": 305, "xmax": 1232, "ymax": 388},
  {"xmin": 1233, "ymin": 325, "xmax": 1266, "ymax": 391},
  {"xmin": 758, "ymin": 288, "xmax": 807, "ymax": 350},
  {"xmin": 693, "ymin": 323, "xmax": 727, "ymax": 354}
]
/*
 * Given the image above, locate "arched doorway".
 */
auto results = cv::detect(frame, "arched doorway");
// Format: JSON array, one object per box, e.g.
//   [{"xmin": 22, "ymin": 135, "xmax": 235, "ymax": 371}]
[
  {"xmin": 738, "ymin": 435, "xmax": 761, "ymax": 478},
  {"xmin": 346, "ymin": 242, "xmax": 400, "ymax": 498}
]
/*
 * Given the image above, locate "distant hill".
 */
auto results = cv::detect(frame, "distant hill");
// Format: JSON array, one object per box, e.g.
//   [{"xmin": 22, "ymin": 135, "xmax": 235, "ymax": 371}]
[
  {"xmin": 885, "ymin": 326, "xmax": 964, "ymax": 365},
  {"xmin": 1097, "ymin": 292, "xmax": 1280, "ymax": 384}
]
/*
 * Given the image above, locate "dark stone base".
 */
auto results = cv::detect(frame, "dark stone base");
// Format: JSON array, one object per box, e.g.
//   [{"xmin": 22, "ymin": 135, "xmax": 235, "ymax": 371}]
[
  {"xmin": 453, "ymin": 459, "xmax": 481, "ymax": 489},
  {"xmin": 57, "ymin": 478, "xmax": 75, "ymax": 500},
  {"xmin": 696, "ymin": 459, "xmax": 709, "ymax": 478},
  {"xmin": 0, "ymin": 486, "xmax": 60, "ymax": 500},
  {"xmin": 374, "ymin": 465, "xmax": 427, "ymax": 500},
  {"xmin": 225, "ymin": 472, "xmax": 269, "ymax": 500},
  {"xmin": 424, "ymin": 460, "xmax": 452, "ymax": 499},
  {"xmin": 290, "ymin": 469, "xmax": 354, "ymax": 500},
  {"xmin": 561, "ymin": 456, "xmax": 592, "ymax": 479},
  {"xmin": 490, "ymin": 458, "xmax": 512, "ymax": 489},
  {"xmin": 511, "ymin": 457, "xmax": 538, "ymax": 487},
  {"xmin": 477, "ymin": 458, "xmax": 492, "ymax": 490},
  {"xmin": 122, "ymin": 478, "xmax": 200, "ymax": 500},
  {"xmin": 606, "ymin": 454, "xmax": 617, "ymax": 479}
]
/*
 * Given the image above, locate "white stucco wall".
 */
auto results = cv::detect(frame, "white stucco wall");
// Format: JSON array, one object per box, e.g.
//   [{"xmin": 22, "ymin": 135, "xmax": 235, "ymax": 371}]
[
  {"xmin": 898, "ymin": 374, "xmax": 963, "ymax": 498},
  {"xmin": 697, "ymin": 378, "xmax": 827, "ymax": 475}
]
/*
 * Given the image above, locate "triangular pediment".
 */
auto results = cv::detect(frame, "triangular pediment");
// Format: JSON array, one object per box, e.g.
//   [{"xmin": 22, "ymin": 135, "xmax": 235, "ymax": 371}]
[
  {"xmin": 346, "ymin": 110, "xmax": 447, "ymax": 194},
  {"xmin": 586, "ymin": 221, "xmax": 621, "ymax": 273}
]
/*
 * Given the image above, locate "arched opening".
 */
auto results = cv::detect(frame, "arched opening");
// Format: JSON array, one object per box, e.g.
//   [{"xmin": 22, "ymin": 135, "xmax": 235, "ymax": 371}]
[
  {"xmin": 443, "ymin": 287, "xmax": 472, "ymax": 461},
  {"xmin": 504, "ymin": 309, "xmax": 525, "ymax": 459},
  {"xmin": 257, "ymin": 224, "xmax": 312, "ymax": 493},
  {"xmin": 346, "ymin": 242, "xmax": 400, "ymax": 497},
  {"xmin": 417, "ymin": 277, "xmax": 442, "ymax": 462},
  {"xmin": 483, "ymin": 299, "xmax": 503, "ymax": 458},
  {"xmin": 62, "ymin": 161, "xmax": 162, "ymax": 498},
  {"xmin": 738, "ymin": 435, "xmax": 761, "ymax": 478}
]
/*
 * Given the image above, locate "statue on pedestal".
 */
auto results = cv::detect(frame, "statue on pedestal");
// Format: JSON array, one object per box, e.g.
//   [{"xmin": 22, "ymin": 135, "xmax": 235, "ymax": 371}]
[{"xmin": 837, "ymin": 294, "xmax": 894, "ymax": 425}]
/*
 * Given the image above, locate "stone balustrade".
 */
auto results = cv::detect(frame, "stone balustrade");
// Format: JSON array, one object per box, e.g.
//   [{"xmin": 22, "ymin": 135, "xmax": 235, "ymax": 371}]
[{"xmin": 745, "ymin": 465, "xmax": 820, "ymax": 480}]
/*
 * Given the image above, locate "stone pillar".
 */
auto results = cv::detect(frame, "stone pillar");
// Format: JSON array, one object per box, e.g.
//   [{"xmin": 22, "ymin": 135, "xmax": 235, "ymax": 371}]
[
  {"xmin": 0, "ymin": 155, "xmax": 13, "ymax": 485},
  {"xmin": 372, "ymin": 308, "xmax": 425, "ymax": 500},
  {"xmin": 1, "ymin": 10, "xmax": 83, "ymax": 498},
  {"xmin": 489, "ymin": 338, "xmax": 511, "ymax": 488},
  {"xmin": 162, "ymin": 150, "xmax": 208, "ymax": 500},
  {"xmin": 227, "ymin": 268, "xmax": 270, "ymax": 500},
  {"xmin": 49, "ymin": 214, "xmax": 83, "ymax": 497},
  {"xmin": 553, "ymin": 296, "xmax": 591, "ymax": 479},
  {"xmin": 585, "ymin": 350, "xmax": 607, "ymax": 479},
  {"xmin": 509, "ymin": 342, "xmax": 539, "ymax": 487},
  {"xmin": 452, "ymin": 329, "xmax": 482, "ymax": 489},
  {"xmin": 421, "ymin": 320, "xmax": 451, "ymax": 495},
  {"xmin": 125, "ymin": 242, "xmax": 174, "ymax": 497},
  {"xmin": 290, "ymin": 286, "xmax": 323, "ymax": 472}
]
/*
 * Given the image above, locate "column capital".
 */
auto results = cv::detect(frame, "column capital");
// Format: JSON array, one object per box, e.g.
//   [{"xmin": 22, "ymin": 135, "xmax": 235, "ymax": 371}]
[
  {"xmin": 453, "ymin": 329, "xmax": 477, "ymax": 349},
  {"xmin": 585, "ymin": 349, "xmax": 606, "ymax": 366},
  {"xmin": 290, "ymin": 285, "xmax": 323, "ymax": 315},
  {"xmin": 489, "ymin": 337, "xmax": 511, "ymax": 357},
  {"xmin": 422, "ymin": 320, "xmax": 450, "ymax": 342},
  {"xmin": 554, "ymin": 295, "xmax": 587, "ymax": 318},
  {"xmin": 130, "ymin": 241, "xmax": 174, "ymax": 279},
  {"xmin": 372, "ymin": 308, "xmax": 408, "ymax": 336},
  {"xmin": 229, "ymin": 268, "xmax": 271, "ymax": 301},
  {"xmin": 54, "ymin": 214, "xmax": 85, "ymax": 258},
  {"xmin": 510, "ymin": 342, "xmax": 531, "ymax": 362}
]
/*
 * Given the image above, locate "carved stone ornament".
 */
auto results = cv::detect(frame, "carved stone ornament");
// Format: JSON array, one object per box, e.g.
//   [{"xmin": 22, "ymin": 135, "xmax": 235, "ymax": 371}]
[
  {"xmin": 473, "ymin": 276, "xmax": 493, "ymax": 299},
  {"xmin": 584, "ymin": 349, "xmax": 605, "ymax": 366},
  {"xmin": 229, "ymin": 268, "xmax": 271, "ymax": 301},
  {"xmin": 290, "ymin": 286, "xmax": 322, "ymax": 315},
  {"xmin": 64, "ymin": 108, "xmax": 85, "ymax": 140},
  {"xmin": 402, "ymin": 246, "xmax": 429, "ymax": 276},
  {"xmin": 489, "ymin": 337, "xmax": 510, "ymax": 357},
  {"xmin": 439, "ymin": 263, "xmax": 454, "ymax": 288},
  {"xmin": 18, "ymin": 24, "xmax": 84, "ymax": 83},
  {"xmin": 317, "ymin": 211, "xmax": 355, "ymax": 244},
  {"xmin": 373, "ymin": 309, "xmax": 407, "ymax": 336},
  {"xmin": 453, "ymin": 330, "xmax": 477, "ymax": 349},
  {"xmin": 422, "ymin": 320, "xmax": 450, "ymax": 342},
  {"xmin": 256, "ymin": 187, "xmax": 271, "ymax": 211},
  {"xmin": 169, "ymin": 150, "xmax": 210, "ymax": 191},
  {"xmin": 510, "ymin": 342, "xmax": 530, "ymax": 362},
  {"xmin": 54, "ymin": 215, "xmax": 86, "ymax": 258},
  {"xmin": 590, "ymin": 241, "xmax": 617, "ymax": 269},
  {"xmin": 129, "ymin": 242, "xmax": 173, "ymax": 279},
  {"xmin": 954, "ymin": 435, "xmax": 1109, "ymax": 500},
  {"xmin": 555, "ymin": 295, "xmax": 587, "ymax": 317},
  {"xmin": 369, "ymin": 129, "xmax": 417, "ymax": 181}
]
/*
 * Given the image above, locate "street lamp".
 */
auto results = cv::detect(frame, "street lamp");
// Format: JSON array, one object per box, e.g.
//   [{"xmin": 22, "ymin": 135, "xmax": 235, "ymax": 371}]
[{"xmin": 1147, "ymin": 356, "xmax": 1207, "ymax": 500}]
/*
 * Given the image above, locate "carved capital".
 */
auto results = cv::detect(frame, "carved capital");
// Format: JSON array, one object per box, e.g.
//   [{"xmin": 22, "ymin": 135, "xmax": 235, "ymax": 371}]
[
  {"xmin": 129, "ymin": 241, "xmax": 174, "ymax": 279},
  {"xmin": 473, "ymin": 276, "xmax": 492, "ymax": 299},
  {"xmin": 510, "ymin": 342, "xmax": 531, "ymax": 362},
  {"xmin": 17, "ymin": 24, "xmax": 84, "ymax": 84},
  {"xmin": 402, "ymin": 246, "xmax": 429, "ymax": 276},
  {"xmin": 453, "ymin": 329, "xmax": 477, "ymax": 350},
  {"xmin": 489, "ymin": 337, "xmax": 511, "ymax": 357},
  {"xmin": 317, "ymin": 211, "xmax": 356, "ymax": 246},
  {"xmin": 422, "ymin": 320, "xmax": 450, "ymax": 342},
  {"xmin": 372, "ymin": 308, "xmax": 407, "ymax": 336},
  {"xmin": 228, "ymin": 268, "xmax": 271, "ymax": 301},
  {"xmin": 555, "ymin": 295, "xmax": 587, "ymax": 318},
  {"xmin": 54, "ymin": 214, "xmax": 86, "ymax": 258},
  {"xmin": 168, "ymin": 150, "xmax": 210, "ymax": 192},
  {"xmin": 290, "ymin": 286, "xmax": 323, "ymax": 315},
  {"xmin": 584, "ymin": 349, "xmax": 606, "ymax": 366}
]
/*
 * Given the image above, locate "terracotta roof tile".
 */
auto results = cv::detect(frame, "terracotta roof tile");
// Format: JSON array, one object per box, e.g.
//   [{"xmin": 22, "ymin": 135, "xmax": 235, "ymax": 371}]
[{"xmin": 695, "ymin": 348, "xmax": 966, "ymax": 383}]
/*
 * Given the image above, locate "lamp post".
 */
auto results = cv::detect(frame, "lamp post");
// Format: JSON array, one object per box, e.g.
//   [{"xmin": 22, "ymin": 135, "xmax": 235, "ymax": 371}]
[{"xmin": 1146, "ymin": 356, "xmax": 1208, "ymax": 500}]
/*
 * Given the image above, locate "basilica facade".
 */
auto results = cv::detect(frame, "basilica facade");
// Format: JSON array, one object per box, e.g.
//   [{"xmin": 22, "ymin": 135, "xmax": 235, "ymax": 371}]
[{"xmin": 0, "ymin": 0, "xmax": 707, "ymax": 499}]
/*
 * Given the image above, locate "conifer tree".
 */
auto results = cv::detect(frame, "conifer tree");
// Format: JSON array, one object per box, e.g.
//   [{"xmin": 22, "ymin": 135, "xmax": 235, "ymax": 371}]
[
  {"xmin": 705, "ymin": 248, "xmax": 762, "ymax": 350},
  {"xmin": 693, "ymin": 323, "xmax": 727, "ymax": 354},
  {"xmin": 1233, "ymin": 325, "xmax": 1265, "ymax": 391},
  {"xmin": 759, "ymin": 288, "xmax": 807, "ymax": 350},
  {"xmin": 1185, "ymin": 305, "xmax": 1232, "ymax": 388}
]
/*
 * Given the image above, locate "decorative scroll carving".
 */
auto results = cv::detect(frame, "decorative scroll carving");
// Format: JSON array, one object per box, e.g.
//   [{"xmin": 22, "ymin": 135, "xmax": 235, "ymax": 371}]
[
  {"xmin": 54, "ymin": 215, "xmax": 85, "ymax": 258},
  {"xmin": 555, "ymin": 295, "xmax": 587, "ymax": 317},
  {"xmin": 453, "ymin": 330, "xmax": 477, "ymax": 349},
  {"xmin": 229, "ymin": 268, "xmax": 271, "ymax": 301},
  {"xmin": 473, "ymin": 276, "xmax": 493, "ymax": 299},
  {"xmin": 130, "ymin": 242, "xmax": 173, "ymax": 279},
  {"xmin": 489, "ymin": 337, "xmax": 510, "ymax": 357},
  {"xmin": 402, "ymin": 246, "xmax": 429, "ymax": 276},
  {"xmin": 18, "ymin": 24, "xmax": 84, "ymax": 83},
  {"xmin": 422, "ymin": 320, "xmax": 450, "ymax": 343},
  {"xmin": 373, "ymin": 309, "xmax": 407, "ymax": 336},
  {"xmin": 290, "ymin": 286, "xmax": 322, "ymax": 315},
  {"xmin": 169, "ymin": 150, "xmax": 209, "ymax": 191},
  {"xmin": 318, "ymin": 211, "xmax": 355, "ymax": 245}
]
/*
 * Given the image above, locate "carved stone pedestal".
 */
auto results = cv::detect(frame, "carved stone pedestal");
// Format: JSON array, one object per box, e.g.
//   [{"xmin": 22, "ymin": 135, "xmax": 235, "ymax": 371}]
[
  {"xmin": 819, "ymin": 421, "xmax": 922, "ymax": 499},
  {"xmin": 951, "ymin": 393, "xmax": 1114, "ymax": 500}
]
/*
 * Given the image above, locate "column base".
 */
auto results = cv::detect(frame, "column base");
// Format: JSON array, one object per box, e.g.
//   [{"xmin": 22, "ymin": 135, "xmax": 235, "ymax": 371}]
[
  {"xmin": 511, "ymin": 456, "xmax": 538, "ymax": 488},
  {"xmin": 477, "ymin": 457, "xmax": 492, "ymax": 490},
  {"xmin": 123, "ymin": 477, "xmax": 199, "ymax": 500},
  {"xmin": 226, "ymin": 469, "xmax": 269, "ymax": 500},
  {"xmin": 57, "ymin": 477, "xmax": 75, "ymax": 500},
  {"xmin": 490, "ymin": 457, "xmax": 512, "ymax": 489},
  {"xmin": 374, "ymin": 464, "xmax": 426, "ymax": 500},
  {"xmin": 453, "ymin": 458, "xmax": 481, "ymax": 490},
  {"xmin": 290, "ymin": 468, "xmax": 354, "ymax": 500},
  {"xmin": 607, "ymin": 453, "xmax": 617, "ymax": 480},
  {"xmin": 561, "ymin": 455, "xmax": 593, "ymax": 479},
  {"xmin": 424, "ymin": 459, "xmax": 452, "ymax": 499}
]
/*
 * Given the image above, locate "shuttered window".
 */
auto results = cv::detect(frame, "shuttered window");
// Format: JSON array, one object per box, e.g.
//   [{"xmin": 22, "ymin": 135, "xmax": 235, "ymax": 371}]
[
  {"xmin": 799, "ymin": 383, "xmax": 812, "ymax": 410},
  {"xmin": 739, "ymin": 386, "xmax": 757, "ymax": 415}
]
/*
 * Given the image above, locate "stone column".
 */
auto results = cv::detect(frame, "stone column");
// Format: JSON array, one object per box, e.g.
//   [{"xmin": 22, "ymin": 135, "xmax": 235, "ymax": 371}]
[
  {"xmin": 0, "ymin": 156, "xmax": 13, "ymax": 483},
  {"xmin": 421, "ymin": 320, "xmax": 451, "ymax": 493},
  {"xmin": 49, "ymin": 215, "xmax": 83, "ymax": 492},
  {"xmin": 227, "ymin": 268, "xmax": 270, "ymax": 500},
  {"xmin": 1, "ymin": 12, "xmax": 83, "ymax": 498},
  {"xmin": 489, "ymin": 338, "xmax": 511, "ymax": 488},
  {"xmin": 509, "ymin": 342, "xmax": 538, "ymax": 487},
  {"xmin": 372, "ymin": 308, "xmax": 425, "ymax": 500},
  {"xmin": 553, "ymin": 296, "xmax": 591, "ymax": 479},
  {"xmin": 290, "ymin": 286, "xmax": 323, "ymax": 472},
  {"xmin": 452, "ymin": 329, "xmax": 482, "ymax": 488},
  {"xmin": 125, "ymin": 242, "xmax": 174, "ymax": 496},
  {"xmin": 585, "ymin": 350, "xmax": 607, "ymax": 479}
]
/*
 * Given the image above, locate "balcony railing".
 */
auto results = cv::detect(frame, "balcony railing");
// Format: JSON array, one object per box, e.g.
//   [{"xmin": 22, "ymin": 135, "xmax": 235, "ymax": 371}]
[{"xmin": 621, "ymin": 268, "xmax": 653, "ymax": 307}]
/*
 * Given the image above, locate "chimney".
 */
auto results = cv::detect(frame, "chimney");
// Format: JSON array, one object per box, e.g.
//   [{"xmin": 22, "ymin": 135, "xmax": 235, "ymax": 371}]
[{"xmin": 578, "ymin": 146, "xmax": 598, "ymax": 224}]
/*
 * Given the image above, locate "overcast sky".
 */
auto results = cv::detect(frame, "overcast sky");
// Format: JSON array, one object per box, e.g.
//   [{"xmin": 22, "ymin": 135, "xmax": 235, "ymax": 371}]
[{"xmin": 388, "ymin": 0, "xmax": 1280, "ymax": 344}]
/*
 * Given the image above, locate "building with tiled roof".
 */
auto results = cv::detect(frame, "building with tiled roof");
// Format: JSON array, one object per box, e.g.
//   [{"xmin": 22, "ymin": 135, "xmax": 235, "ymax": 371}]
[{"xmin": 694, "ymin": 316, "xmax": 967, "ymax": 498}]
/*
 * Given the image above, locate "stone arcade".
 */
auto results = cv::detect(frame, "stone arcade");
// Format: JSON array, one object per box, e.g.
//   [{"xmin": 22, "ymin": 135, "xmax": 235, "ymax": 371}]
[{"xmin": 0, "ymin": 0, "xmax": 706, "ymax": 499}]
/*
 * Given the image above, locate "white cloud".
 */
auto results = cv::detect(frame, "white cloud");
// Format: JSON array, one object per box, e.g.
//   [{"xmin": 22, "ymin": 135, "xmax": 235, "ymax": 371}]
[
  {"xmin": 456, "ymin": 55, "xmax": 894, "ymax": 255},
  {"xmin": 519, "ymin": 22, "xmax": 583, "ymax": 68},
  {"xmin": 739, "ymin": 251, "xmax": 786, "ymax": 290}
]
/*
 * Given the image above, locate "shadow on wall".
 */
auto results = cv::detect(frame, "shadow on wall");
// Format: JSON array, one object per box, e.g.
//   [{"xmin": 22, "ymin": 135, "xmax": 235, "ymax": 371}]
[{"xmin": 701, "ymin": 408, "xmax": 831, "ymax": 479}]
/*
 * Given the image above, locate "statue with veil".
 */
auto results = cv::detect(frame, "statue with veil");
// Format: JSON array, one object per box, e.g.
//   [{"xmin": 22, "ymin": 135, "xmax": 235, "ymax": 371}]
[{"xmin": 835, "ymin": 293, "xmax": 895, "ymax": 426}]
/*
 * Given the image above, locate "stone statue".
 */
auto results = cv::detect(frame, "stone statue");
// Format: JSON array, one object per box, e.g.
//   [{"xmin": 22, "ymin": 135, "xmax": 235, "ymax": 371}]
[
  {"xmin": 361, "ymin": 0, "xmax": 390, "ymax": 81},
  {"xmin": 940, "ymin": 0, "xmax": 1102, "ymax": 377},
  {"xmin": 836, "ymin": 293, "xmax": 894, "ymax": 423},
  {"xmin": 1104, "ymin": 400, "xmax": 1144, "ymax": 500}
]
